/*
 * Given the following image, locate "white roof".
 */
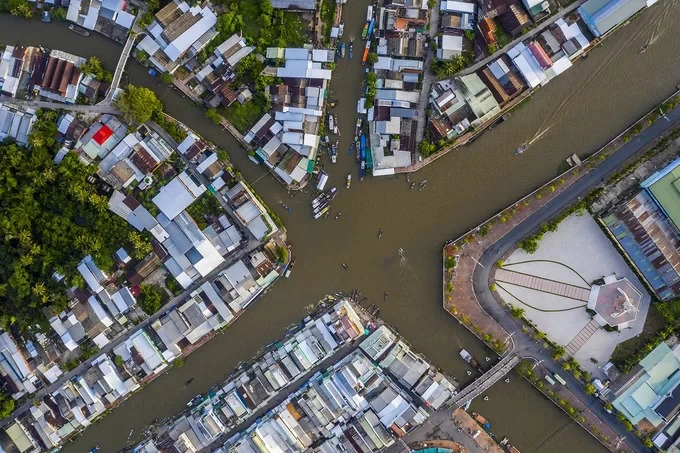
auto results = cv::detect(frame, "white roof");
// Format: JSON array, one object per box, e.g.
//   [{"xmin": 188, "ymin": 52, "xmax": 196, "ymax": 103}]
[
  {"xmin": 163, "ymin": 5, "xmax": 217, "ymax": 62},
  {"xmin": 440, "ymin": 34, "xmax": 463, "ymax": 51},
  {"xmin": 152, "ymin": 171, "xmax": 206, "ymax": 220},
  {"xmin": 440, "ymin": 0, "xmax": 476, "ymax": 13},
  {"xmin": 115, "ymin": 10, "xmax": 135, "ymax": 28}
]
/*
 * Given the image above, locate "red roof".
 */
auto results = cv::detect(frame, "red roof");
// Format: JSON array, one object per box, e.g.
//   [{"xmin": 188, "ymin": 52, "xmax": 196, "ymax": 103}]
[
  {"xmin": 529, "ymin": 42, "xmax": 553, "ymax": 69},
  {"xmin": 92, "ymin": 124, "xmax": 113, "ymax": 145}
]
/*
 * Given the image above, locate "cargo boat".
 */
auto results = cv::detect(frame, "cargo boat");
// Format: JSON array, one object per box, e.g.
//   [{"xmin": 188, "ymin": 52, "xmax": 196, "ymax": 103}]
[
  {"xmin": 360, "ymin": 134, "xmax": 366, "ymax": 161},
  {"xmin": 361, "ymin": 23, "xmax": 368, "ymax": 40}
]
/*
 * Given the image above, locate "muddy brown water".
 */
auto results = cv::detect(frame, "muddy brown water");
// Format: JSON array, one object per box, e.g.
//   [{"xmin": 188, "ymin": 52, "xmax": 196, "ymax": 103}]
[{"xmin": 2, "ymin": 1, "xmax": 680, "ymax": 450}]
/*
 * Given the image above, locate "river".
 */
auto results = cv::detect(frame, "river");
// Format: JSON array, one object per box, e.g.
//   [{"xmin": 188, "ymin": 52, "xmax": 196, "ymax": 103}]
[{"xmin": 2, "ymin": 1, "xmax": 680, "ymax": 450}]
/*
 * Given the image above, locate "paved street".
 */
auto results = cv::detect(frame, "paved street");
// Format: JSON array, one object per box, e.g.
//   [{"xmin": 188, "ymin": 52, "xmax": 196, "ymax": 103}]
[
  {"xmin": 0, "ymin": 95, "xmax": 118, "ymax": 114},
  {"xmin": 470, "ymin": 102, "xmax": 680, "ymax": 452}
]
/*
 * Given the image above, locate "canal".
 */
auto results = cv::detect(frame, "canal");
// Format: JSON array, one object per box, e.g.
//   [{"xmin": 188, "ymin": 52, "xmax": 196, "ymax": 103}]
[{"xmin": 2, "ymin": 0, "xmax": 679, "ymax": 449}]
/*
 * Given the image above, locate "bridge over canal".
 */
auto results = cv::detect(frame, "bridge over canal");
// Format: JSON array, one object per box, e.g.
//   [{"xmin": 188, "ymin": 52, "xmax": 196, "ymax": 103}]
[{"xmin": 451, "ymin": 354, "xmax": 521, "ymax": 409}]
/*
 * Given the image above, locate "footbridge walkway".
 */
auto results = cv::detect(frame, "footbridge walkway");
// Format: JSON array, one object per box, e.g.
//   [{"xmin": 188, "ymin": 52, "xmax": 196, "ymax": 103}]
[{"xmin": 450, "ymin": 354, "xmax": 520, "ymax": 408}]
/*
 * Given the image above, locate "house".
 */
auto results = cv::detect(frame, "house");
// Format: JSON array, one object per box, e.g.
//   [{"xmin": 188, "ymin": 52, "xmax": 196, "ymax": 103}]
[
  {"xmin": 476, "ymin": 55, "xmax": 526, "ymax": 104},
  {"xmin": 225, "ymin": 181, "xmax": 277, "ymax": 240},
  {"xmin": 36, "ymin": 50, "xmax": 86, "ymax": 104},
  {"xmin": 76, "ymin": 114, "xmax": 128, "ymax": 160},
  {"xmin": 602, "ymin": 159, "xmax": 680, "ymax": 301},
  {"xmin": 437, "ymin": 34, "xmax": 464, "ymax": 59},
  {"xmin": 152, "ymin": 171, "xmax": 207, "ymax": 220},
  {"xmin": 0, "ymin": 45, "xmax": 25, "ymax": 98},
  {"xmin": 57, "ymin": 113, "xmax": 88, "ymax": 142},
  {"xmin": 67, "ymin": 0, "xmax": 135, "ymax": 34},
  {"xmin": 454, "ymin": 73, "xmax": 501, "ymax": 126},
  {"xmin": 160, "ymin": 211, "xmax": 225, "ymax": 288},
  {"xmin": 0, "ymin": 102, "xmax": 36, "ymax": 145},
  {"xmin": 137, "ymin": 0, "xmax": 218, "ymax": 74},
  {"xmin": 479, "ymin": 0, "xmax": 513, "ymax": 17},
  {"xmin": 440, "ymin": 0, "xmax": 476, "ymax": 30},
  {"xmin": 521, "ymin": 0, "xmax": 549, "ymax": 17},
  {"xmin": 579, "ymin": 0, "xmax": 653, "ymax": 37},
  {"xmin": 270, "ymin": 0, "xmax": 316, "ymax": 9},
  {"xmin": 499, "ymin": 0, "xmax": 532, "ymax": 37},
  {"xmin": 98, "ymin": 128, "xmax": 174, "ymax": 188},
  {"xmin": 611, "ymin": 343, "xmax": 680, "ymax": 430},
  {"xmin": 478, "ymin": 17, "xmax": 497, "ymax": 45},
  {"xmin": 507, "ymin": 41, "xmax": 547, "ymax": 88},
  {"xmin": 0, "ymin": 333, "xmax": 38, "ymax": 398},
  {"xmin": 113, "ymin": 330, "xmax": 167, "ymax": 377}
]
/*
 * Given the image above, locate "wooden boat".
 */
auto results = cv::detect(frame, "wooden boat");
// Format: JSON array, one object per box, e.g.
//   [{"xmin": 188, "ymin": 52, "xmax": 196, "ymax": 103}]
[
  {"xmin": 285, "ymin": 259, "xmax": 295, "ymax": 277},
  {"xmin": 460, "ymin": 349, "xmax": 484, "ymax": 373},
  {"xmin": 515, "ymin": 143, "xmax": 528, "ymax": 155},
  {"xmin": 349, "ymin": 40, "xmax": 353, "ymax": 60},
  {"xmin": 362, "ymin": 47, "xmax": 369, "ymax": 65},
  {"xmin": 340, "ymin": 42, "xmax": 346, "ymax": 58},
  {"xmin": 279, "ymin": 201, "xmax": 292, "ymax": 213},
  {"xmin": 328, "ymin": 114, "xmax": 334, "ymax": 132},
  {"xmin": 360, "ymin": 161, "xmax": 366, "ymax": 181},
  {"xmin": 41, "ymin": 11, "xmax": 51, "ymax": 23},
  {"xmin": 361, "ymin": 23, "xmax": 368, "ymax": 40},
  {"xmin": 346, "ymin": 173, "xmax": 352, "ymax": 189},
  {"xmin": 68, "ymin": 24, "xmax": 91, "ymax": 36}
]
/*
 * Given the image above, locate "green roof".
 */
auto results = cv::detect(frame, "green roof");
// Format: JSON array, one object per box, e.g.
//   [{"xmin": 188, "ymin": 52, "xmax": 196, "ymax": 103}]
[{"xmin": 644, "ymin": 158, "xmax": 680, "ymax": 230}]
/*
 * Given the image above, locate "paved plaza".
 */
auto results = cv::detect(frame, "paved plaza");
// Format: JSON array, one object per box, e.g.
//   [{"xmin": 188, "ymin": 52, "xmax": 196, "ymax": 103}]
[{"xmin": 494, "ymin": 214, "xmax": 651, "ymax": 379}]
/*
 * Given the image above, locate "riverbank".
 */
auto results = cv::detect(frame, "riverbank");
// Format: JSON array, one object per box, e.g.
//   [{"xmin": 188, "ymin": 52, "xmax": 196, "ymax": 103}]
[
  {"xmin": 394, "ymin": 0, "xmax": 662, "ymax": 175},
  {"xmin": 442, "ymin": 91, "xmax": 680, "ymax": 453},
  {"xmin": 8, "ymin": 3, "xmax": 672, "ymax": 450}
]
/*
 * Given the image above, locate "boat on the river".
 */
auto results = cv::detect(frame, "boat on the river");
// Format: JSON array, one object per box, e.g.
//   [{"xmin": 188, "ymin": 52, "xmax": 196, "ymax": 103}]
[
  {"xmin": 340, "ymin": 42, "xmax": 346, "ymax": 58},
  {"xmin": 361, "ymin": 23, "xmax": 368, "ymax": 40},
  {"xmin": 355, "ymin": 138, "xmax": 361, "ymax": 162},
  {"xmin": 285, "ymin": 259, "xmax": 295, "ymax": 277},
  {"xmin": 328, "ymin": 114, "xmax": 334, "ymax": 132},
  {"xmin": 360, "ymin": 134, "xmax": 366, "ymax": 161},
  {"xmin": 314, "ymin": 205, "xmax": 330, "ymax": 219},
  {"xmin": 41, "ymin": 11, "xmax": 51, "ymax": 22},
  {"xmin": 279, "ymin": 201, "xmax": 292, "ymax": 213},
  {"xmin": 346, "ymin": 173, "xmax": 352, "ymax": 189},
  {"xmin": 515, "ymin": 143, "xmax": 528, "ymax": 155},
  {"xmin": 639, "ymin": 44, "xmax": 649, "ymax": 53},
  {"xmin": 360, "ymin": 161, "xmax": 366, "ymax": 181},
  {"xmin": 378, "ymin": 229, "xmax": 383, "ymax": 239},
  {"xmin": 460, "ymin": 349, "xmax": 484, "ymax": 373},
  {"xmin": 348, "ymin": 40, "xmax": 353, "ymax": 60},
  {"xmin": 349, "ymin": 141, "xmax": 356, "ymax": 156},
  {"xmin": 68, "ymin": 24, "xmax": 91, "ymax": 36}
]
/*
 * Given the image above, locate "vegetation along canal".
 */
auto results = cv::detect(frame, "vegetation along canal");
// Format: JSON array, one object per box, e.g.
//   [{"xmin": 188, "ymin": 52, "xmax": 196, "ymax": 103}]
[{"xmin": 2, "ymin": 1, "xmax": 679, "ymax": 450}]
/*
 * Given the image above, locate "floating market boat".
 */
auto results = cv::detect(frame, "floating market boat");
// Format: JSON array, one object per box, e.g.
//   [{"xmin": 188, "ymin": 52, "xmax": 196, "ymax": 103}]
[
  {"xmin": 361, "ymin": 23, "xmax": 368, "ymax": 40},
  {"xmin": 360, "ymin": 160, "xmax": 366, "ymax": 181},
  {"xmin": 349, "ymin": 39, "xmax": 353, "ymax": 60},
  {"xmin": 328, "ymin": 114, "xmax": 334, "ymax": 132},
  {"xmin": 360, "ymin": 134, "xmax": 366, "ymax": 161},
  {"xmin": 340, "ymin": 42, "xmax": 346, "ymax": 58},
  {"xmin": 346, "ymin": 173, "xmax": 352, "ymax": 189}
]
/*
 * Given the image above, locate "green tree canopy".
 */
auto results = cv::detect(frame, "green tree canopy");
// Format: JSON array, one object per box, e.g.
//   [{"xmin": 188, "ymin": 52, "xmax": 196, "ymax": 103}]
[
  {"xmin": 137, "ymin": 284, "xmax": 163, "ymax": 315},
  {"xmin": 115, "ymin": 85, "xmax": 163, "ymax": 125},
  {"xmin": 0, "ymin": 111, "xmax": 148, "ymax": 330}
]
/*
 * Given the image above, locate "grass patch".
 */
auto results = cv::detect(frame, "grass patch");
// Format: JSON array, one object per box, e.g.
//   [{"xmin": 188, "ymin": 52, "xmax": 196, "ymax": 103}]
[
  {"xmin": 221, "ymin": 97, "xmax": 267, "ymax": 134},
  {"xmin": 493, "ymin": 18, "xmax": 512, "ymax": 48},
  {"xmin": 610, "ymin": 304, "xmax": 665, "ymax": 365}
]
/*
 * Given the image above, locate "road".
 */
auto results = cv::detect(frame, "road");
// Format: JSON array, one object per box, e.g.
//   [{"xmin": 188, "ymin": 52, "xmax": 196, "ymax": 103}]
[
  {"xmin": 414, "ymin": 0, "xmax": 440, "ymax": 145},
  {"xmin": 470, "ymin": 102, "xmax": 680, "ymax": 452},
  {"xmin": 0, "ymin": 95, "xmax": 118, "ymax": 114}
]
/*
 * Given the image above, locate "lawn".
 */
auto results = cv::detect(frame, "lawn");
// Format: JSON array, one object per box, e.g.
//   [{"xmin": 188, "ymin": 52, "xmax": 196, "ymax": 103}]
[
  {"xmin": 493, "ymin": 18, "xmax": 513, "ymax": 48},
  {"xmin": 610, "ymin": 304, "xmax": 666, "ymax": 365}
]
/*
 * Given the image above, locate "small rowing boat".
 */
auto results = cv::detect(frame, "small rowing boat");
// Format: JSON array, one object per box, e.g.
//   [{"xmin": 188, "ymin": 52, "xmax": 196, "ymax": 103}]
[
  {"xmin": 279, "ymin": 201, "xmax": 292, "ymax": 213},
  {"xmin": 346, "ymin": 173, "xmax": 352, "ymax": 189},
  {"xmin": 349, "ymin": 40, "xmax": 354, "ymax": 60}
]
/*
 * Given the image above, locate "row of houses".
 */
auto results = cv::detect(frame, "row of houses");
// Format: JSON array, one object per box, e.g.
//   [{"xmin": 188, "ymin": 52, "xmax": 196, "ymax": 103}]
[
  {"xmin": 428, "ymin": 14, "xmax": 590, "ymax": 143},
  {"xmin": 245, "ymin": 47, "xmax": 335, "ymax": 186},
  {"xmin": 359, "ymin": 0, "xmax": 429, "ymax": 174},
  {"xmin": 601, "ymin": 157, "xmax": 680, "ymax": 302},
  {"xmin": 0, "ymin": 45, "xmax": 92, "ymax": 104},
  {"xmin": 133, "ymin": 300, "xmax": 457, "ymax": 452}
]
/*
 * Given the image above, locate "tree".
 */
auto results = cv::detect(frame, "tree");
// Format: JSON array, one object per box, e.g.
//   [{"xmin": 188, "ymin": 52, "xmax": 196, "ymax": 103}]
[
  {"xmin": 432, "ymin": 54, "xmax": 471, "ymax": 78},
  {"xmin": 137, "ymin": 284, "xmax": 162, "ymax": 315},
  {"xmin": 464, "ymin": 30, "xmax": 475, "ymax": 41},
  {"xmin": 160, "ymin": 72, "xmax": 174, "ymax": 85},
  {"xmin": 510, "ymin": 306, "xmax": 525, "ymax": 318},
  {"xmin": 276, "ymin": 245, "xmax": 288, "ymax": 263},
  {"xmin": 418, "ymin": 139, "xmax": 437, "ymax": 157},
  {"xmin": 0, "ymin": 394, "xmax": 14, "ymax": 419},
  {"xmin": 367, "ymin": 52, "xmax": 379, "ymax": 65},
  {"xmin": 584, "ymin": 383, "xmax": 597, "ymax": 395},
  {"xmin": 519, "ymin": 237, "xmax": 539, "ymax": 254},
  {"xmin": 115, "ymin": 85, "xmax": 162, "ymax": 125},
  {"xmin": 10, "ymin": 0, "xmax": 31, "ymax": 18},
  {"xmin": 81, "ymin": 56, "xmax": 106, "ymax": 79},
  {"xmin": 552, "ymin": 345, "xmax": 565, "ymax": 360},
  {"xmin": 114, "ymin": 355, "xmax": 124, "ymax": 367},
  {"xmin": 205, "ymin": 108, "xmax": 222, "ymax": 125},
  {"xmin": 51, "ymin": 7, "xmax": 66, "ymax": 21}
]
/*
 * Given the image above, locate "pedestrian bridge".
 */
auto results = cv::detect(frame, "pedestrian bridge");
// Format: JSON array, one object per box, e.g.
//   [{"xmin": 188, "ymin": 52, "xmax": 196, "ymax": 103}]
[{"xmin": 451, "ymin": 354, "xmax": 520, "ymax": 408}]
